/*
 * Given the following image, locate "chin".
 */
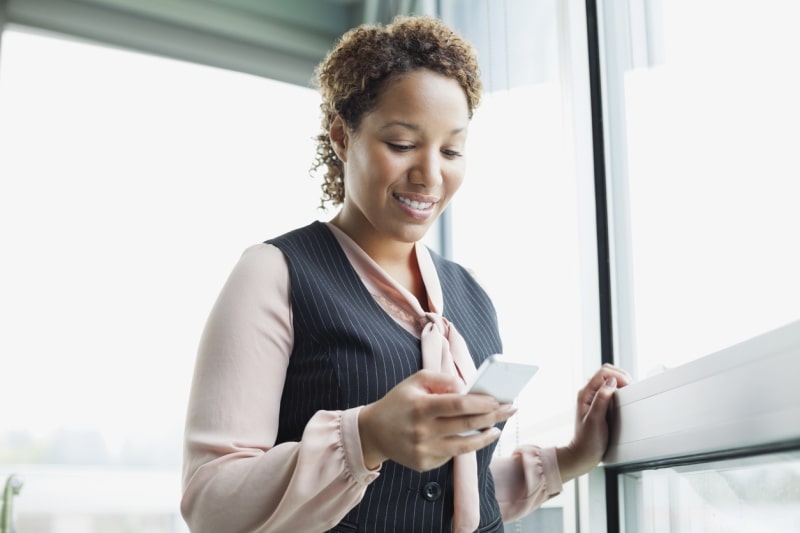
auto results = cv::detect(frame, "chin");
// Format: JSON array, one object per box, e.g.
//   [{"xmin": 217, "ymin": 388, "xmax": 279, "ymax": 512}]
[{"xmin": 394, "ymin": 225, "xmax": 432, "ymax": 244}]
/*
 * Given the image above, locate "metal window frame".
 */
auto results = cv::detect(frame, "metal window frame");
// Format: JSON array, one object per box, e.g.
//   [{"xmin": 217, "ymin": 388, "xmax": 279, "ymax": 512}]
[{"xmin": 583, "ymin": 0, "xmax": 619, "ymax": 530}]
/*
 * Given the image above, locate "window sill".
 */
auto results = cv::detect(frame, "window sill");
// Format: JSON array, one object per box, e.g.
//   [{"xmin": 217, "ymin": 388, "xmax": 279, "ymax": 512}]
[{"xmin": 604, "ymin": 320, "xmax": 800, "ymax": 468}]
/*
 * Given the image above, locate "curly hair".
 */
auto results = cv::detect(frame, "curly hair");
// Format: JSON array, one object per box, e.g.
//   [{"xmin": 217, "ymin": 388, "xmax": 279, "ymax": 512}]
[{"xmin": 310, "ymin": 15, "xmax": 482, "ymax": 208}]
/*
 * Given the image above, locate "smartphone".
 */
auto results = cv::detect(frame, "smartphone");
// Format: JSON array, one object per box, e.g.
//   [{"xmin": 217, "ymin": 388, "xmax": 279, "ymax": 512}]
[{"xmin": 464, "ymin": 354, "xmax": 539, "ymax": 404}]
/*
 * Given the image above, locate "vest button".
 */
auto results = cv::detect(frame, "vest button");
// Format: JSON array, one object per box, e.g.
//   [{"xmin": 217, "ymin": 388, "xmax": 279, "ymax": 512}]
[{"xmin": 421, "ymin": 481, "xmax": 442, "ymax": 502}]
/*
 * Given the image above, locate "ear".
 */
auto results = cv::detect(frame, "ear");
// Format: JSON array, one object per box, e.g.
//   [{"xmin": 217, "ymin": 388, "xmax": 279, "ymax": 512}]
[{"xmin": 329, "ymin": 114, "xmax": 349, "ymax": 162}]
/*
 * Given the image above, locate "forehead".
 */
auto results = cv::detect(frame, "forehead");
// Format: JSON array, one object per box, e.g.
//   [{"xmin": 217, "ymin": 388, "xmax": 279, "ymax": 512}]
[{"xmin": 367, "ymin": 69, "xmax": 470, "ymax": 125}]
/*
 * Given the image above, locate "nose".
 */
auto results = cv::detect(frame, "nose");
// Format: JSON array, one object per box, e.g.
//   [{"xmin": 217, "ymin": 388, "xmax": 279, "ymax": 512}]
[{"xmin": 409, "ymin": 149, "xmax": 442, "ymax": 188}]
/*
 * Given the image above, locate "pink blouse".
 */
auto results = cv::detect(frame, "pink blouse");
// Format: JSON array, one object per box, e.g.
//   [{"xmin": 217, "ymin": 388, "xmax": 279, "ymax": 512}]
[{"xmin": 181, "ymin": 224, "xmax": 563, "ymax": 532}]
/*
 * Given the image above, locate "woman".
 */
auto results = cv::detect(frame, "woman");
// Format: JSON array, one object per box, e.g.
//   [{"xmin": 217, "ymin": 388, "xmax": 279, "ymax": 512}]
[{"xmin": 181, "ymin": 15, "xmax": 629, "ymax": 533}]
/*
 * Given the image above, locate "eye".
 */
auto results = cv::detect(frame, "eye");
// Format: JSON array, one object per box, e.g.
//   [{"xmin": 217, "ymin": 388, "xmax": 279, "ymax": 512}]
[
  {"xmin": 442, "ymin": 148, "xmax": 464, "ymax": 158},
  {"xmin": 386, "ymin": 142, "xmax": 414, "ymax": 152}
]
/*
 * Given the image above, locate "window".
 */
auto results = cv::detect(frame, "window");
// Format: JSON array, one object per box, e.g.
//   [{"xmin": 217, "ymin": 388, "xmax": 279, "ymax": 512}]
[
  {"xmin": 621, "ymin": 452, "xmax": 800, "ymax": 531},
  {"xmin": 0, "ymin": 27, "xmax": 321, "ymax": 532},
  {"xmin": 595, "ymin": 1, "xmax": 800, "ymax": 531},
  {"xmin": 599, "ymin": 0, "xmax": 800, "ymax": 377}
]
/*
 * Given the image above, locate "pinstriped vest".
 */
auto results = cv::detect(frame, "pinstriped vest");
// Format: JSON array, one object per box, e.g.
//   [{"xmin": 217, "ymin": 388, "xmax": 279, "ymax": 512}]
[{"xmin": 268, "ymin": 221, "xmax": 504, "ymax": 533}]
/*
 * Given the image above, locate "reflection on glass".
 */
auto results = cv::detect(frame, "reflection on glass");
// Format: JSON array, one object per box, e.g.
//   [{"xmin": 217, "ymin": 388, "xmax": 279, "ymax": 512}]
[{"xmin": 622, "ymin": 452, "xmax": 800, "ymax": 532}]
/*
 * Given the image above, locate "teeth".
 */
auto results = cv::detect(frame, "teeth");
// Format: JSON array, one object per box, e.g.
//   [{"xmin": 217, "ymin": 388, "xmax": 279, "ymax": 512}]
[{"xmin": 397, "ymin": 196, "xmax": 433, "ymax": 210}]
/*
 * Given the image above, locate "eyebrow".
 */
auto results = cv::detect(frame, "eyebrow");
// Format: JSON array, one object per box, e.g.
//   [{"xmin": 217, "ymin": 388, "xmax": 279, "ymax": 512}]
[{"xmin": 380, "ymin": 120, "xmax": 466, "ymax": 135}]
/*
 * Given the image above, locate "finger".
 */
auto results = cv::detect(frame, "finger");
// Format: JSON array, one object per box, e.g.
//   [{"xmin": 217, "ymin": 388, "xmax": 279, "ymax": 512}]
[
  {"xmin": 600, "ymin": 363, "xmax": 633, "ymax": 386},
  {"xmin": 443, "ymin": 426, "xmax": 503, "ymax": 454},
  {"xmin": 577, "ymin": 379, "xmax": 603, "ymax": 413},
  {"xmin": 424, "ymin": 391, "xmax": 502, "ymax": 418},
  {"xmin": 437, "ymin": 403, "xmax": 517, "ymax": 437},
  {"xmin": 580, "ymin": 365, "xmax": 629, "ymax": 404},
  {"xmin": 402, "ymin": 424, "xmax": 503, "ymax": 471},
  {"xmin": 412, "ymin": 369, "xmax": 465, "ymax": 394},
  {"xmin": 582, "ymin": 376, "xmax": 618, "ymax": 423}
]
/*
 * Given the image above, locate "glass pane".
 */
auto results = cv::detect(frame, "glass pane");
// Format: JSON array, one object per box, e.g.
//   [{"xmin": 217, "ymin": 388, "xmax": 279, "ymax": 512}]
[
  {"xmin": 443, "ymin": 1, "xmax": 589, "ymax": 531},
  {"xmin": 619, "ymin": 1, "xmax": 800, "ymax": 375},
  {"xmin": 621, "ymin": 452, "xmax": 800, "ymax": 532},
  {"xmin": 0, "ymin": 27, "xmax": 321, "ymax": 532}
]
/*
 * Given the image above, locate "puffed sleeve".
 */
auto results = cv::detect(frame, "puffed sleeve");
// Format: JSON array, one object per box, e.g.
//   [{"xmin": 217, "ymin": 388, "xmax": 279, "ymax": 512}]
[
  {"xmin": 491, "ymin": 445, "xmax": 563, "ymax": 523},
  {"xmin": 181, "ymin": 244, "xmax": 380, "ymax": 533}
]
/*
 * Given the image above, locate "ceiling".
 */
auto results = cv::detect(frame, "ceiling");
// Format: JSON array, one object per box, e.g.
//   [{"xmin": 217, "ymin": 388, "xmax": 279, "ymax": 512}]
[{"xmin": 2, "ymin": 0, "xmax": 431, "ymax": 87}]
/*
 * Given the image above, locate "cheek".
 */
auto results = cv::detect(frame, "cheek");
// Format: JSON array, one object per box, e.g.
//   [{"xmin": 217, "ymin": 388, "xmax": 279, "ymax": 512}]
[
  {"xmin": 376, "ymin": 150, "xmax": 404, "ymax": 172},
  {"xmin": 444, "ymin": 164, "xmax": 467, "ymax": 194},
  {"xmin": 353, "ymin": 145, "xmax": 393, "ymax": 176}
]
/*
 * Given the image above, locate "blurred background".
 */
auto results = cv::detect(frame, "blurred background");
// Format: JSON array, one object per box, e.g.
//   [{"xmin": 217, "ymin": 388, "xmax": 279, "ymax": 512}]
[{"xmin": 1, "ymin": 0, "xmax": 798, "ymax": 532}]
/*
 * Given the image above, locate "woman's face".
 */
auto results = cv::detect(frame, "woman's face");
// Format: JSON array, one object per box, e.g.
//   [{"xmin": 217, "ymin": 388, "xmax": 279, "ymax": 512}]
[{"xmin": 331, "ymin": 69, "xmax": 470, "ymax": 248}]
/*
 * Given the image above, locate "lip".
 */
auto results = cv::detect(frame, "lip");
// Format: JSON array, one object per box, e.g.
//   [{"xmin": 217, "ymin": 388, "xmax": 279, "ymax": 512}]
[{"xmin": 393, "ymin": 192, "xmax": 439, "ymax": 220}]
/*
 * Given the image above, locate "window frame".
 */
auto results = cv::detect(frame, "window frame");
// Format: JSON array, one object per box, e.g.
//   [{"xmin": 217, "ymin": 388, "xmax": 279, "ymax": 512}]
[{"xmin": 605, "ymin": 320, "xmax": 800, "ymax": 469}]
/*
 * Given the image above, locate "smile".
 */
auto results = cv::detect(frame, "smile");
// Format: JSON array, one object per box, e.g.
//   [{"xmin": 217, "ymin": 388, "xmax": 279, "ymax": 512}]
[{"xmin": 394, "ymin": 194, "xmax": 435, "ymax": 210}]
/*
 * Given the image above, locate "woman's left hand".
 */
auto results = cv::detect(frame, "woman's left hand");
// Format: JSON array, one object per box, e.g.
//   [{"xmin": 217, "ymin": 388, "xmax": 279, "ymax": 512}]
[{"xmin": 556, "ymin": 363, "xmax": 631, "ymax": 482}]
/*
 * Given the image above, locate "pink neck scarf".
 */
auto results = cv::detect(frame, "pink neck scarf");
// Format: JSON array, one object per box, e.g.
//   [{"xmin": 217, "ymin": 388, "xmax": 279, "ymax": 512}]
[
  {"xmin": 420, "ymin": 313, "xmax": 480, "ymax": 533},
  {"xmin": 326, "ymin": 224, "xmax": 482, "ymax": 532}
]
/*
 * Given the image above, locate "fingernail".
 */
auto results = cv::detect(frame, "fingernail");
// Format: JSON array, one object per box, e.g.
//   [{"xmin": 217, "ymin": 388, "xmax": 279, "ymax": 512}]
[
  {"xmin": 605, "ymin": 377, "xmax": 617, "ymax": 389},
  {"xmin": 501, "ymin": 404, "xmax": 518, "ymax": 415}
]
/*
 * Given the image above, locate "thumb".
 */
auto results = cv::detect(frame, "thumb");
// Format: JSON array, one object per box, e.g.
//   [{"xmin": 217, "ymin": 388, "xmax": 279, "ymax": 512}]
[
  {"xmin": 414, "ymin": 369, "xmax": 463, "ymax": 394},
  {"xmin": 584, "ymin": 377, "xmax": 617, "ymax": 423}
]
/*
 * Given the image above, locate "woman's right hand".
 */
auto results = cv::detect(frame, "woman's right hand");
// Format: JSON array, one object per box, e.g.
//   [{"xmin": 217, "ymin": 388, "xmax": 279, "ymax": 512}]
[{"xmin": 357, "ymin": 369, "xmax": 516, "ymax": 471}]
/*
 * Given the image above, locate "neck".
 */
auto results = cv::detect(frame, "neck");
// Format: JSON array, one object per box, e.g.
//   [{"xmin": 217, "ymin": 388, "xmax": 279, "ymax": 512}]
[
  {"xmin": 329, "ymin": 213, "xmax": 416, "ymax": 268},
  {"xmin": 329, "ymin": 215, "xmax": 428, "ymax": 309}
]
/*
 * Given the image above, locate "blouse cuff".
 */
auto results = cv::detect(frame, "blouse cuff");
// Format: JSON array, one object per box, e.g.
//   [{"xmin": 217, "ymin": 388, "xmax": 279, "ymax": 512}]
[
  {"xmin": 340, "ymin": 406, "xmax": 381, "ymax": 485},
  {"xmin": 540, "ymin": 446, "xmax": 563, "ymax": 497}
]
